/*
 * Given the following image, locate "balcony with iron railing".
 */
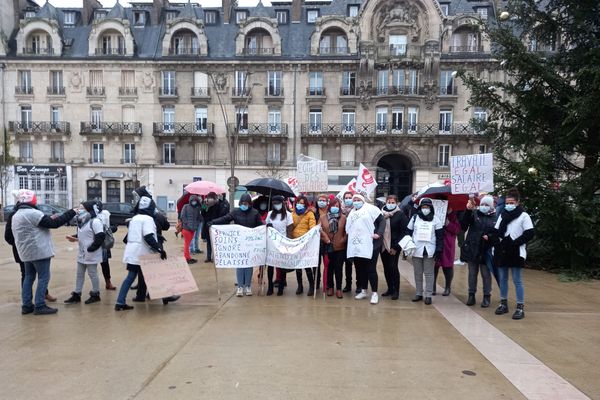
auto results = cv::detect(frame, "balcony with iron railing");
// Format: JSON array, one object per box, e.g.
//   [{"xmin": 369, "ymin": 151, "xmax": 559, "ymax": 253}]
[
  {"xmin": 318, "ymin": 47, "xmax": 350, "ymax": 55},
  {"xmin": 242, "ymin": 47, "xmax": 275, "ymax": 56},
  {"xmin": 9, "ymin": 121, "xmax": 71, "ymax": 135},
  {"xmin": 22, "ymin": 47, "xmax": 54, "ymax": 55},
  {"xmin": 80, "ymin": 122, "xmax": 142, "ymax": 135},
  {"xmin": 86, "ymin": 86, "xmax": 105, "ymax": 96},
  {"xmin": 448, "ymin": 45, "xmax": 484, "ymax": 53},
  {"xmin": 439, "ymin": 86, "xmax": 458, "ymax": 96},
  {"xmin": 264, "ymin": 87, "xmax": 284, "ymax": 97},
  {"xmin": 18, "ymin": 157, "xmax": 34, "ymax": 163},
  {"xmin": 191, "ymin": 87, "xmax": 211, "ymax": 99},
  {"xmin": 168, "ymin": 47, "xmax": 202, "ymax": 56},
  {"xmin": 306, "ymin": 87, "xmax": 326, "ymax": 97},
  {"xmin": 158, "ymin": 87, "xmax": 178, "ymax": 99},
  {"xmin": 372, "ymin": 86, "xmax": 425, "ymax": 96},
  {"xmin": 94, "ymin": 47, "xmax": 126, "ymax": 56},
  {"xmin": 231, "ymin": 87, "xmax": 252, "ymax": 98},
  {"xmin": 301, "ymin": 122, "xmax": 480, "ymax": 137},
  {"xmin": 227, "ymin": 123, "xmax": 289, "ymax": 137},
  {"xmin": 15, "ymin": 86, "xmax": 33, "ymax": 95},
  {"xmin": 152, "ymin": 122, "xmax": 215, "ymax": 137},
  {"xmin": 119, "ymin": 87, "xmax": 138, "ymax": 96},
  {"xmin": 339, "ymin": 87, "xmax": 357, "ymax": 96},
  {"xmin": 47, "ymin": 86, "xmax": 65, "ymax": 95},
  {"xmin": 49, "ymin": 157, "xmax": 65, "ymax": 163},
  {"xmin": 376, "ymin": 44, "xmax": 424, "ymax": 59}
]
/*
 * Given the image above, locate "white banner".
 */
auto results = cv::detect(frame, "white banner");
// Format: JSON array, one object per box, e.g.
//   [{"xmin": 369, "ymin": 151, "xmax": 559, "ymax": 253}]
[
  {"xmin": 296, "ymin": 156, "xmax": 328, "ymax": 192},
  {"xmin": 336, "ymin": 178, "xmax": 357, "ymax": 200},
  {"xmin": 431, "ymin": 199, "xmax": 449, "ymax": 227},
  {"xmin": 265, "ymin": 225, "xmax": 320, "ymax": 269},
  {"xmin": 210, "ymin": 224, "xmax": 321, "ymax": 269},
  {"xmin": 286, "ymin": 176, "xmax": 300, "ymax": 196},
  {"xmin": 355, "ymin": 163, "xmax": 377, "ymax": 197},
  {"xmin": 450, "ymin": 153, "xmax": 494, "ymax": 194}
]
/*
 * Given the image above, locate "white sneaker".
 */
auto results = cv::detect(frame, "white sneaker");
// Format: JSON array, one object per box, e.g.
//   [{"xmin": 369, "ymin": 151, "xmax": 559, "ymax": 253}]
[
  {"xmin": 236, "ymin": 287, "xmax": 243, "ymax": 297},
  {"xmin": 244, "ymin": 286, "xmax": 252, "ymax": 296},
  {"xmin": 454, "ymin": 259, "xmax": 464, "ymax": 266},
  {"xmin": 370, "ymin": 292, "xmax": 379, "ymax": 305},
  {"xmin": 355, "ymin": 290, "xmax": 368, "ymax": 300}
]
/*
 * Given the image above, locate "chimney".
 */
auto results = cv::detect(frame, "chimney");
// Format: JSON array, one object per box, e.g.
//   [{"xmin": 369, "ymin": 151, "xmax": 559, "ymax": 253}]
[
  {"xmin": 152, "ymin": 0, "xmax": 167, "ymax": 25},
  {"xmin": 291, "ymin": 0, "xmax": 303, "ymax": 23},
  {"xmin": 82, "ymin": 0, "xmax": 102, "ymax": 25},
  {"xmin": 222, "ymin": 0, "xmax": 237, "ymax": 24}
]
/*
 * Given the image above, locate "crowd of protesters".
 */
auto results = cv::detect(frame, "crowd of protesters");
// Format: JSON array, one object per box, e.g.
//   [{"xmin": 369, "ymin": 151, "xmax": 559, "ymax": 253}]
[{"xmin": 5, "ymin": 184, "xmax": 533, "ymax": 320}]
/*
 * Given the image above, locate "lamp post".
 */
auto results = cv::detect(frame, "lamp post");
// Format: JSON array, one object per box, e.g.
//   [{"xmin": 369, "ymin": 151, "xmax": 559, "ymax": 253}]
[{"xmin": 210, "ymin": 72, "xmax": 261, "ymax": 211}]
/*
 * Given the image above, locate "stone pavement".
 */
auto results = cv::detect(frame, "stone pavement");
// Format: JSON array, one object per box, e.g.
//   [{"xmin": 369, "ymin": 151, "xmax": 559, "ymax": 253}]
[{"xmin": 1, "ymin": 226, "xmax": 598, "ymax": 400}]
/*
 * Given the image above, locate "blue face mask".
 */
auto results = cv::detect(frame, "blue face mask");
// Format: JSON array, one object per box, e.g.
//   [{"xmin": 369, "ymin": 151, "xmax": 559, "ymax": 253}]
[
  {"xmin": 353, "ymin": 201, "xmax": 363, "ymax": 210},
  {"xmin": 479, "ymin": 206, "xmax": 490, "ymax": 214},
  {"xmin": 330, "ymin": 207, "xmax": 340, "ymax": 214},
  {"xmin": 191, "ymin": 201, "xmax": 198, "ymax": 207},
  {"xmin": 317, "ymin": 200, "xmax": 327, "ymax": 209},
  {"xmin": 296, "ymin": 204, "xmax": 305, "ymax": 214},
  {"xmin": 240, "ymin": 204, "xmax": 249, "ymax": 211},
  {"xmin": 344, "ymin": 199, "xmax": 353, "ymax": 207},
  {"xmin": 504, "ymin": 204, "xmax": 516, "ymax": 212}
]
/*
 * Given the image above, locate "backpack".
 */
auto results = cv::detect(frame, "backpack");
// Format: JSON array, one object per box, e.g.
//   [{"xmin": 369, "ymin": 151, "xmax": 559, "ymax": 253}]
[{"xmin": 102, "ymin": 225, "xmax": 115, "ymax": 249}]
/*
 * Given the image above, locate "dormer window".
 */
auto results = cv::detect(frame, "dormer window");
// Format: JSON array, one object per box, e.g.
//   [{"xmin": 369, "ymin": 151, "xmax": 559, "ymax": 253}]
[
  {"xmin": 307, "ymin": 9, "xmax": 319, "ymax": 23},
  {"xmin": 166, "ymin": 11, "xmax": 178, "ymax": 21},
  {"xmin": 204, "ymin": 11, "xmax": 217, "ymax": 24},
  {"xmin": 94, "ymin": 11, "xmax": 107, "ymax": 20},
  {"xmin": 440, "ymin": 3, "xmax": 449, "ymax": 16},
  {"xmin": 476, "ymin": 7, "xmax": 488, "ymax": 20},
  {"xmin": 134, "ymin": 11, "xmax": 145, "ymax": 26},
  {"xmin": 348, "ymin": 5, "xmax": 359, "ymax": 18},
  {"xmin": 236, "ymin": 11, "xmax": 248, "ymax": 24},
  {"xmin": 25, "ymin": 11, "xmax": 36, "ymax": 19},
  {"xmin": 276, "ymin": 10, "xmax": 288, "ymax": 24},
  {"xmin": 64, "ymin": 12, "xmax": 75, "ymax": 26}
]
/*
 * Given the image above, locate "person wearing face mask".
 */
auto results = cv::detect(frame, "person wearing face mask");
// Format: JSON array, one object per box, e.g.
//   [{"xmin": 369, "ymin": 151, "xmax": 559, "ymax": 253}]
[
  {"xmin": 265, "ymin": 195, "xmax": 294, "ymax": 295},
  {"xmin": 345, "ymin": 194, "xmax": 385, "ymax": 304},
  {"xmin": 460, "ymin": 195, "xmax": 498, "ymax": 308},
  {"xmin": 180, "ymin": 195, "xmax": 203, "ymax": 265},
  {"xmin": 405, "ymin": 198, "xmax": 444, "ymax": 305},
  {"xmin": 190, "ymin": 196, "xmax": 204, "ymax": 256},
  {"xmin": 201, "ymin": 192, "xmax": 229, "ymax": 263},
  {"xmin": 490, "ymin": 188, "xmax": 534, "ymax": 320},
  {"xmin": 208, "ymin": 193, "xmax": 264, "ymax": 296},
  {"xmin": 290, "ymin": 195, "xmax": 317, "ymax": 296},
  {"xmin": 314, "ymin": 194, "xmax": 330, "ymax": 291},
  {"xmin": 341, "ymin": 191, "xmax": 358, "ymax": 293},
  {"xmin": 63, "ymin": 202, "xmax": 106, "ymax": 305},
  {"xmin": 320, "ymin": 198, "xmax": 347, "ymax": 298},
  {"xmin": 254, "ymin": 196, "xmax": 270, "ymax": 222},
  {"xmin": 432, "ymin": 206, "xmax": 461, "ymax": 297},
  {"xmin": 380, "ymin": 195, "xmax": 408, "ymax": 300}
]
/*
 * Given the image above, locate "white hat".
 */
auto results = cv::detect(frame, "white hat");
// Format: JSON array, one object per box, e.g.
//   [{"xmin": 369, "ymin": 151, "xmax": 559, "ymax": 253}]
[{"xmin": 352, "ymin": 193, "xmax": 366, "ymax": 203}]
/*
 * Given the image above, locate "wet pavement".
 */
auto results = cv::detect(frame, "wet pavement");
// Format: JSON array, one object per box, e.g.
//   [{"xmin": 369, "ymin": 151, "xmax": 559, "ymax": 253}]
[{"xmin": 1, "ymin": 226, "xmax": 598, "ymax": 399}]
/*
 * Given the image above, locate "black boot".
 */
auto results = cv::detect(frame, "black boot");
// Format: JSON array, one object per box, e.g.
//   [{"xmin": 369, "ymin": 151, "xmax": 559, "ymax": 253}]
[
  {"xmin": 266, "ymin": 282, "xmax": 274, "ymax": 296},
  {"xmin": 391, "ymin": 289, "xmax": 399, "ymax": 300},
  {"xmin": 381, "ymin": 289, "xmax": 392, "ymax": 297},
  {"xmin": 162, "ymin": 295, "xmax": 180, "ymax": 305},
  {"xmin": 84, "ymin": 291, "xmax": 101, "ymax": 304},
  {"xmin": 495, "ymin": 299, "xmax": 509, "ymax": 315},
  {"xmin": 466, "ymin": 293, "xmax": 476, "ymax": 306},
  {"xmin": 277, "ymin": 283, "xmax": 284, "ymax": 296},
  {"xmin": 342, "ymin": 284, "xmax": 351, "ymax": 293},
  {"xmin": 296, "ymin": 284, "xmax": 304, "ymax": 295},
  {"xmin": 307, "ymin": 285, "xmax": 315, "ymax": 296},
  {"xmin": 481, "ymin": 295, "xmax": 491, "ymax": 308},
  {"xmin": 512, "ymin": 304, "xmax": 525, "ymax": 320},
  {"xmin": 64, "ymin": 292, "xmax": 81, "ymax": 304},
  {"xmin": 442, "ymin": 287, "xmax": 451, "ymax": 296}
]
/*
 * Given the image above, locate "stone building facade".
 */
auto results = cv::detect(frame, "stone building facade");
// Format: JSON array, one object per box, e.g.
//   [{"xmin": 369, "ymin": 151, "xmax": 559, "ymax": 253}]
[{"xmin": 0, "ymin": 0, "xmax": 500, "ymax": 214}]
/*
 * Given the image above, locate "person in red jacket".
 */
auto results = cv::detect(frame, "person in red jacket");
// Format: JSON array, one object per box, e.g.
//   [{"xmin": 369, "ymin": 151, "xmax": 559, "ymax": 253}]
[{"xmin": 433, "ymin": 206, "xmax": 461, "ymax": 296}]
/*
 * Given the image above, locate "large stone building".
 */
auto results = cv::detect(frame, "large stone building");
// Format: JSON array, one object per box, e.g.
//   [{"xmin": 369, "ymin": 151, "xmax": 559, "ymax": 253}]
[{"xmin": 0, "ymin": 0, "xmax": 499, "ymax": 214}]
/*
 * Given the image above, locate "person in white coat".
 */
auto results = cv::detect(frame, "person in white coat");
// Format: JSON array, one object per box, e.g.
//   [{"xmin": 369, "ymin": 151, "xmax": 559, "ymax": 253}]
[
  {"xmin": 95, "ymin": 200, "xmax": 117, "ymax": 290},
  {"xmin": 64, "ymin": 201, "xmax": 106, "ymax": 304}
]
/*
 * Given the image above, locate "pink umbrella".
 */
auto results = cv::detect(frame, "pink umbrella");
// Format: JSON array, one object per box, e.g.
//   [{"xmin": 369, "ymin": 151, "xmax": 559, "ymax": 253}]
[{"xmin": 183, "ymin": 180, "xmax": 226, "ymax": 196}]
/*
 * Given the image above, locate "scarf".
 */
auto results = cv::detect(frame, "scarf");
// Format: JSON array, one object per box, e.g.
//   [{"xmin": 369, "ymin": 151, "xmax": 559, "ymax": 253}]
[
  {"xmin": 327, "ymin": 212, "xmax": 340, "ymax": 234},
  {"xmin": 382, "ymin": 207, "xmax": 401, "ymax": 252},
  {"xmin": 498, "ymin": 205, "xmax": 524, "ymax": 237}
]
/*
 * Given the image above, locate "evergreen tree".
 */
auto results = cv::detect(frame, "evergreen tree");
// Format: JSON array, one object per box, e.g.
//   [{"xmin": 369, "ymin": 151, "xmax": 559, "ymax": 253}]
[{"xmin": 459, "ymin": 0, "xmax": 600, "ymax": 276}]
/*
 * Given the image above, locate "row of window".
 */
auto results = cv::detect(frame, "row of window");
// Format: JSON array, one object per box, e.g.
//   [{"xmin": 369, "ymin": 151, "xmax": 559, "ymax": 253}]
[{"xmin": 85, "ymin": 179, "xmax": 137, "ymax": 204}]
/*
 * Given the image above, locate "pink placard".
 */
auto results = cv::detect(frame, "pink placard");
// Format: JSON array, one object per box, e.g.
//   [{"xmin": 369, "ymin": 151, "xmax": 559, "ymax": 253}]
[{"xmin": 139, "ymin": 255, "xmax": 199, "ymax": 299}]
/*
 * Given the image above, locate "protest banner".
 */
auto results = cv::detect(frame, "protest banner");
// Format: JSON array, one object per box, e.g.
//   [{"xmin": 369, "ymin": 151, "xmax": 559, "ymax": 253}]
[
  {"xmin": 355, "ymin": 163, "xmax": 377, "ymax": 197},
  {"xmin": 265, "ymin": 225, "xmax": 320, "ymax": 269},
  {"xmin": 140, "ymin": 254, "xmax": 199, "ymax": 299},
  {"xmin": 431, "ymin": 199, "xmax": 449, "ymax": 227},
  {"xmin": 210, "ymin": 225, "xmax": 266, "ymax": 268},
  {"xmin": 287, "ymin": 177, "xmax": 300, "ymax": 196},
  {"xmin": 336, "ymin": 178, "xmax": 357, "ymax": 200},
  {"xmin": 450, "ymin": 153, "xmax": 494, "ymax": 194},
  {"xmin": 296, "ymin": 155, "xmax": 328, "ymax": 192}
]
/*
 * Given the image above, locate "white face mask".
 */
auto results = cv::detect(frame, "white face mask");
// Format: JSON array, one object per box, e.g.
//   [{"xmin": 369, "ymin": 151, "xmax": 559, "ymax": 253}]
[
  {"xmin": 421, "ymin": 208, "xmax": 431, "ymax": 216},
  {"xmin": 273, "ymin": 203, "xmax": 283, "ymax": 211}
]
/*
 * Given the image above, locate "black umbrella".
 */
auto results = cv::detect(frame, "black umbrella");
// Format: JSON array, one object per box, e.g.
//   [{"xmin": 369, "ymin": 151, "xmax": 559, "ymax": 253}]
[
  {"xmin": 417, "ymin": 184, "xmax": 469, "ymax": 211},
  {"xmin": 243, "ymin": 178, "xmax": 295, "ymax": 198}
]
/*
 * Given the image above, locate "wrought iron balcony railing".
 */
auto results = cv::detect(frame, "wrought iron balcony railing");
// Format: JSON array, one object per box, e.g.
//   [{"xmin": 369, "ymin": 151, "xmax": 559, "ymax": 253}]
[
  {"xmin": 80, "ymin": 122, "xmax": 142, "ymax": 135},
  {"xmin": 152, "ymin": 122, "xmax": 215, "ymax": 136},
  {"xmin": 9, "ymin": 121, "xmax": 71, "ymax": 135}
]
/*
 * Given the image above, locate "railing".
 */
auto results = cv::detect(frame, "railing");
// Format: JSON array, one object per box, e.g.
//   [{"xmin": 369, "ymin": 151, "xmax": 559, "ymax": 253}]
[
  {"xmin": 306, "ymin": 87, "xmax": 326, "ymax": 96},
  {"xmin": 439, "ymin": 86, "xmax": 458, "ymax": 95},
  {"xmin": 376, "ymin": 44, "xmax": 423, "ymax": 59},
  {"xmin": 152, "ymin": 122, "xmax": 215, "ymax": 136},
  {"xmin": 47, "ymin": 86, "xmax": 65, "ymax": 95},
  {"xmin": 86, "ymin": 86, "xmax": 105, "ymax": 96},
  {"xmin": 232, "ymin": 87, "xmax": 251, "ymax": 97},
  {"xmin": 318, "ymin": 47, "xmax": 350, "ymax": 55},
  {"xmin": 372, "ymin": 86, "xmax": 424, "ymax": 96},
  {"xmin": 120, "ymin": 158, "xmax": 137, "ymax": 164},
  {"xmin": 18, "ymin": 157, "xmax": 34, "ymax": 163},
  {"xmin": 119, "ymin": 87, "xmax": 138, "ymax": 96},
  {"xmin": 242, "ymin": 47, "xmax": 275, "ymax": 56},
  {"xmin": 191, "ymin": 87, "xmax": 210, "ymax": 97},
  {"xmin": 265, "ymin": 87, "xmax": 284, "ymax": 97},
  {"xmin": 49, "ymin": 157, "xmax": 65, "ymax": 163},
  {"xmin": 339, "ymin": 87, "xmax": 357, "ymax": 96},
  {"xmin": 159, "ymin": 87, "xmax": 178, "ymax": 96},
  {"xmin": 9, "ymin": 121, "xmax": 71, "ymax": 135},
  {"xmin": 168, "ymin": 47, "xmax": 201, "ymax": 56},
  {"xmin": 15, "ymin": 86, "xmax": 33, "ymax": 95},
  {"xmin": 449, "ymin": 46, "xmax": 484, "ymax": 53},
  {"xmin": 95, "ymin": 47, "xmax": 126, "ymax": 55},
  {"xmin": 300, "ymin": 123, "xmax": 480, "ymax": 137},
  {"xmin": 22, "ymin": 47, "xmax": 54, "ymax": 55},
  {"xmin": 80, "ymin": 122, "xmax": 142, "ymax": 135},
  {"xmin": 227, "ymin": 123, "xmax": 288, "ymax": 136}
]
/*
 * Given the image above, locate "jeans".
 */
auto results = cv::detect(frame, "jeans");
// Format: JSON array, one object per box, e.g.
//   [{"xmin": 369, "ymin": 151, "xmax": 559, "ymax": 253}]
[
  {"xmin": 381, "ymin": 250, "xmax": 400, "ymax": 293},
  {"xmin": 485, "ymin": 249, "xmax": 500, "ymax": 286},
  {"xmin": 22, "ymin": 258, "xmax": 52, "ymax": 308},
  {"xmin": 206, "ymin": 236, "xmax": 213, "ymax": 260},
  {"xmin": 116, "ymin": 269, "xmax": 139, "ymax": 305},
  {"xmin": 326, "ymin": 250, "xmax": 344, "ymax": 290},
  {"xmin": 355, "ymin": 248, "xmax": 379, "ymax": 292},
  {"xmin": 236, "ymin": 267, "xmax": 253, "ymax": 288},
  {"xmin": 498, "ymin": 267, "xmax": 524, "ymax": 304},
  {"xmin": 75, "ymin": 263, "xmax": 100, "ymax": 294},
  {"xmin": 412, "ymin": 256, "xmax": 435, "ymax": 297},
  {"xmin": 190, "ymin": 223, "xmax": 202, "ymax": 253},
  {"xmin": 468, "ymin": 262, "xmax": 491, "ymax": 295}
]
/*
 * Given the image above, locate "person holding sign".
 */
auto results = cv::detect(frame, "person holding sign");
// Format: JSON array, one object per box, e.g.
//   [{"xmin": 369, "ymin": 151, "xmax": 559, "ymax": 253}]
[
  {"xmin": 405, "ymin": 198, "xmax": 444, "ymax": 305},
  {"xmin": 208, "ymin": 193, "xmax": 263, "ymax": 297},
  {"xmin": 345, "ymin": 194, "xmax": 385, "ymax": 305},
  {"xmin": 266, "ymin": 195, "xmax": 294, "ymax": 296},
  {"xmin": 341, "ymin": 191, "xmax": 358, "ymax": 294},
  {"xmin": 320, "ymin": 197, "xmax": 347, "ymax": 298},
  {"xmin": 490, "ymin": 188, "xmax": 534, "ymax": 320},
  {"xmin": 290, "ymin": 196, "xmax": 317, "ymax": 296}
]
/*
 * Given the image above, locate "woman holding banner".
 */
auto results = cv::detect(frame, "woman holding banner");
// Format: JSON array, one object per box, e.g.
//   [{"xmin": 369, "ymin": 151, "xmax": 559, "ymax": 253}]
[
  {"xmin": 209, "ymin": 193, "xmax": 263, "ymax": 297},
  {"xmin": 266, "ymin": 195, "xmax": 294, "ymax": 296},
  {"xmin": 290, "ymin": 196, "xmax": 317, "ymax": 296},
  {"xmin": 345, "ymin": 194, "xmax": 385, "ymax": 305},
  {"xmin": 320, "ymin": 198, "xmax": 347, "ymax": 298}
]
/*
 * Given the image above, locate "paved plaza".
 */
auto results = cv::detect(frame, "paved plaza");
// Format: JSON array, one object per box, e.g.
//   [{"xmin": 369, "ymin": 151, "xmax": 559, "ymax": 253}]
[{"xmin": 1, "ymin": 226, "xmax": 598, "ymax": 400}]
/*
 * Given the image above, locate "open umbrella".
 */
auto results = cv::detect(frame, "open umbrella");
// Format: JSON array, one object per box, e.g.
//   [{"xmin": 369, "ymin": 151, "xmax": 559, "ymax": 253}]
[
  {"xmin": 244, "ymin": 178, "xmax": 295, "ymax": 198},
  {"xmin": 176, "ymin": 192, "xmax": 191, "ymax": 214},
  {"xmin": 417, "ymin": 184, "xmax": 469, "ymax": 211},
  {"xmin": 184, "ymin": 180, "xmax": 225, "ymax": 196}
]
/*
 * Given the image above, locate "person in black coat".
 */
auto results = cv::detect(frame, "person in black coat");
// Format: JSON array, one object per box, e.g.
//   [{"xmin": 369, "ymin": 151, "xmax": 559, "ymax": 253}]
[
  {"xmin": 379, "ymin": 195, "xmax": 408, "ymax": 300},
  {"xmin": 201, "ymin": 192, "xmax": 230, "ymax": 262},
  {"xmin": 208, "ymin": 193, "xmax": 263, "ymax": 296}
]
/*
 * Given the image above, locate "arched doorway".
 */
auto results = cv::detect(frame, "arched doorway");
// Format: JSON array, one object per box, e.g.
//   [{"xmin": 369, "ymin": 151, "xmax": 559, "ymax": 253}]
[{"xmin": 376, "ymin": 153, "xmax": 413, "ymax": 200}]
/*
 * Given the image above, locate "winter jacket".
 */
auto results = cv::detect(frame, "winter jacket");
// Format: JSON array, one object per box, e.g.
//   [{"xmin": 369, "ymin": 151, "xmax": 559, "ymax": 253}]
[
  {"xmin": 123, "ymin": 214, "xmax": 159, "ymax": 265},
  {"xmin": 201, "ymin": 200, "xmax": 229, "ymax": 238},
  {"xmin": 180, "ymin": 196, "xmax": 203, "ymax": 231},
  {"xmin": 320, "ymin": 213, "xmax": 348, "ymax": 252},
  {"xmin": 211, "ymin": 208, "xmax": 263, "ymax": 229},
  {"xmin": 77, "ymin": 218, "xmax": 105, "ymax": 264},
  {"xmin": 460, "ymin": 209, "xmax": 497, "ymax": 264},
  {"xmin": 381, "ymin": 208, "xmax": 409, "ymax": 253},
  {"xmin": 438, "ymin": 212, "xmax": 461, "ymax": 268},
  {"xmin": 290, "ymin": 210, "xmax": 316, "ymax": 238},
  {"xmin": 491, "ymin": 208, "xmax": 534, "ymax": 268},
  {"xmin": 10, "ymin": 204, "xmax": 76, "ymax": 262}
]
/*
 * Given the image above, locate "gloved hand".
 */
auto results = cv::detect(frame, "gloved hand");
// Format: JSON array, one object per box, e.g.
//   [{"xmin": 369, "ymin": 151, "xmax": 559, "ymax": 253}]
[{"xmin": 160, "ymin": 250, "xmax": 167, "ymax": 260}]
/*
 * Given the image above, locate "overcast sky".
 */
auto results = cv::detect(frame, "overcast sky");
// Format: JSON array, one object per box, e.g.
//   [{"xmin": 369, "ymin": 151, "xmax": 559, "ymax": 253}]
[{"xmin": 33, "ymin": 0, "xmax": 276, "ymax": 7}]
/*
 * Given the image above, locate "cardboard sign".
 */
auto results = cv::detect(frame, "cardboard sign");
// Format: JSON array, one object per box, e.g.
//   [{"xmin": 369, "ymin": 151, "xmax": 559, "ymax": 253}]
[
  {"xmin": 139, "ymin": 254, "xmax": 199, "ymax": 299},
  {"xmin": 431, "ymin": 199, "xmax": 448, "ymax": 228},
  {"xmin": 296, "ymin": 156, "xmax": 328, "ymax": 192},
  {"xmin": 450, "ymin": 153, "xmax": 494, "ymax": 194}
]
